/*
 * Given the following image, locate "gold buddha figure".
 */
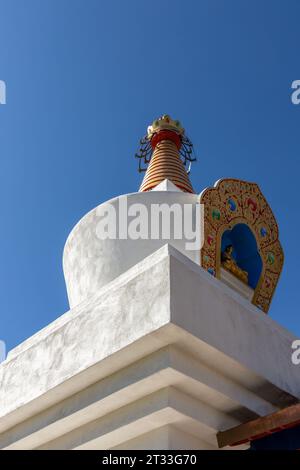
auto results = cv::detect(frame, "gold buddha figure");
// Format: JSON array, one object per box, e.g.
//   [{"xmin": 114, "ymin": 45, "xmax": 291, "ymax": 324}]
[{"xmin": 221, "ymin": 245, "xmax": 248, "ymax": 284}]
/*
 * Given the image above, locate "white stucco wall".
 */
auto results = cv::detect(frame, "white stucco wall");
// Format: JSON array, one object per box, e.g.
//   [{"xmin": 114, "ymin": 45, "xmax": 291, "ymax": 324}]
[{"xmin": 0, "ymin": 245, "xmax": 299, "ymax": 449}]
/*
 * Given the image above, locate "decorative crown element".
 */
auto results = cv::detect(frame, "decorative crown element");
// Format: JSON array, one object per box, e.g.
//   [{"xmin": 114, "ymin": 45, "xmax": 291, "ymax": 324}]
[{"xmin": 147, "ymin": 114, "xmax": 185, "ymax": 138}]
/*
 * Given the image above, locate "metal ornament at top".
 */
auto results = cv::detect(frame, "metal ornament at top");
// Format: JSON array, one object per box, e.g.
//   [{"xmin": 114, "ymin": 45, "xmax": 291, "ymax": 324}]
[
  {"xmin": 147, "ymin": 114, "xmax": 185, "ymax": 138},
  {"xmin": 135, "ymin": 115, "xmax": 197, "ymax": 174}
]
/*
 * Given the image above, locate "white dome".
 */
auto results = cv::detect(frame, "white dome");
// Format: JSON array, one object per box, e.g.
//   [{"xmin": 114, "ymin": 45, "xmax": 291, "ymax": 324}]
[{"xmin": 63, "ymin": 187, "xmax": 201, "ymax": 307}]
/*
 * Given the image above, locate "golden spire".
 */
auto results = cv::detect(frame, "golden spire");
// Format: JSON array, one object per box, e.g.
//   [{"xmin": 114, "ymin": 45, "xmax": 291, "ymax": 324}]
[{"xmin": 136, "ymin": 115, "xmax": 195, "ymax": 193}]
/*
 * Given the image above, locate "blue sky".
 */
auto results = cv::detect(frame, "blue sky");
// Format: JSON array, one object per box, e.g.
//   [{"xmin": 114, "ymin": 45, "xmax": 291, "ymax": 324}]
[{"xmin": 0, "ymin": 0, "xmax": 299, "ymax": 353}]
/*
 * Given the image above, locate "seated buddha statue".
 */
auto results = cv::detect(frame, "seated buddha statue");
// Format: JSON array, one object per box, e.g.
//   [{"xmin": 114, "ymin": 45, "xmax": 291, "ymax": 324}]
[{"xmin": 221, "ymin": 245, "xmax": 249, "ymax": 285}]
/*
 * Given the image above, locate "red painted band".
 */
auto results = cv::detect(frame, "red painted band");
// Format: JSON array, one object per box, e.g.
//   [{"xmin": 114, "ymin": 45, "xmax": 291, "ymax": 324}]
[{"xmin": 150, "ymin": 130, "xmax": 182, "ymax": 150}]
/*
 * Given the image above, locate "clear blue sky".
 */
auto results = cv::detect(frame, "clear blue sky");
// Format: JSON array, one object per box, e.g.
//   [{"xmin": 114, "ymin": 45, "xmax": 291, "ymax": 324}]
[{"xmin": 0, "ymin": 0, "xmax": 299, "ymax": 352}]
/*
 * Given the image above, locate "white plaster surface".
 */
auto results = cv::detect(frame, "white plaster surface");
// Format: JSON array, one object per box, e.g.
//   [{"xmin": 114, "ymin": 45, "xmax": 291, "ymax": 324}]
[
  {"xmin": 35, "ymin": 387, "xmax": 231, "ymax": 450},
  {"xmin": 112, "ymin": 425, "xmax": 216, "ymax": 450},
  {"xmin": 151, "ymin": 179, "xmax": 182, "ymax": 192},
  {"xmin": 0, "ymin": 244, "xmax": 299, "ymax": 449},
  {"xmin": 220, "ymin": 268, "xmax": 254, "ymax": 301}
]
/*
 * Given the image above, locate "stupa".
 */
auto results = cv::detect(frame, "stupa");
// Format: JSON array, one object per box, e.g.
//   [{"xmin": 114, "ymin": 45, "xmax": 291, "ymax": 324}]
[{"xmin": 0, "ymin": 115, "xmax": 298, "ymax": 450}]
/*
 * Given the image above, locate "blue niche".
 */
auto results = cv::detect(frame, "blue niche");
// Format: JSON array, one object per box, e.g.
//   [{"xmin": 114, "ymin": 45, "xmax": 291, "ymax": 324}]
[{"xmin": 221, "ymin": 223, "xmax": 262, "ymax": 289}]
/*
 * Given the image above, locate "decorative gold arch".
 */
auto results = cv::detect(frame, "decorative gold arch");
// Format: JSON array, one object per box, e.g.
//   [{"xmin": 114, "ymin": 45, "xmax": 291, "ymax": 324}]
[{"xmin": 199, "ymin": 178, "xmax": 284, "ymax": 313}]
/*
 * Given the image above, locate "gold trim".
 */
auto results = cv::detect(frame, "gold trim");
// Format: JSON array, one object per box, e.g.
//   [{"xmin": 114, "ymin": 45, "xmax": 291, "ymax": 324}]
[{"xmin": 199, "ymin": 178, "xmax": 284, "ymax": 313}]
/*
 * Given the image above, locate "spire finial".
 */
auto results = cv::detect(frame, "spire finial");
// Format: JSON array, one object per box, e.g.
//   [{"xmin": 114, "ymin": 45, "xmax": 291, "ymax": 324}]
[{"xmin": 135, "ymin": 114, "xmax": 196, "ymax": 193}]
